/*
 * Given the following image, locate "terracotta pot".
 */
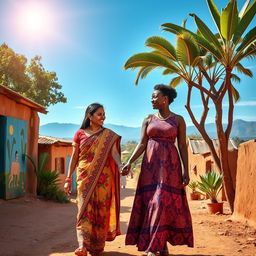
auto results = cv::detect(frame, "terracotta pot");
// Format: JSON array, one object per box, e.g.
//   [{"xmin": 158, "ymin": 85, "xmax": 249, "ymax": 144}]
[
  {"xmin": 207, "ymin": 202, "xmax": 224, "ymax": 214},
  {"xmin": 190, "ymin": 193, "xmax": 200, "ymax": 200}
]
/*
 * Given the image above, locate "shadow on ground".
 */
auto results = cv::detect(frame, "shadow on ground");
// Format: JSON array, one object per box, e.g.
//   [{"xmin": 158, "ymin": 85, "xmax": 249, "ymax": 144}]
[{"xmin": 120, "ymin": 188, "xmax": 135, "ymax": 200}]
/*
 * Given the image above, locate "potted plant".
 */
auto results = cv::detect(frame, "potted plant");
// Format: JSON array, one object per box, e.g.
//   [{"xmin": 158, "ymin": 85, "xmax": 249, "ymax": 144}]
[
  {"xmin": 197, "ymin": 170, "xmax": 223, "ymax": 214},
  {"xmin": 188, "ymin": 181, "xmax": 200, "ymax": 200}
]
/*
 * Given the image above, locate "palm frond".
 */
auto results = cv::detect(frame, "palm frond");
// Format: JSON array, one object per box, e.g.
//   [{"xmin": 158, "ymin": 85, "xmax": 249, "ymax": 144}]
[
  {"xmin": 170, "ymin": 76, "xmax": 183, "ymax": 88},
  {"xmin": 231, "ymin": 83, "xmax": 240, "ymax": 102},
  {"xmin": 235, "ymin": 63, "xmax": 253, "ymax": 77},
  {"xmin": 176, "ymin": 32, "xmax": 200, "ymax": 66},
  {"xmin": 220, "ymin": 0, "xmax": 238, "ymax": 41},
  {"xmin": 145, "ymin": 36, "xmax": 177, "ymax": 60},
  {"xmin": 231, "ymin": 73, "xmax": 241, "ymax": 83},
  {"xmin": 135, "ymin": 66, "xmax": 157, "ymax": 85},
  {"xmin": 124, "ymin": 52, "xmax": 180, "ymax": 72},
  {"xmin": 236, "ymin": 26, "xmax": 256, "ymax": 53},
  {"xmin": 233, "ymin": 0, "xmax": 256, "ymax": 44},
  {"xmin": 189, "ymin": 13, "xmax": 224, "ymax": 55}
]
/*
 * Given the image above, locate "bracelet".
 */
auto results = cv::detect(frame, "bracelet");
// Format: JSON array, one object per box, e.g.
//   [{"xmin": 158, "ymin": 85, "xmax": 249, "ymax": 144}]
[{"xmin": 65, "ymin": 177, "xmax": 71, "ymax": 183}]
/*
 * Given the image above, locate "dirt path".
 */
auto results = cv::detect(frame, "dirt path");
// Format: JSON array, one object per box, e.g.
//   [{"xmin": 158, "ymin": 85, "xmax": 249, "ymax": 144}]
[{"xmin": 0, "ymin": 177, "xmax": 256, "ymax": 256}]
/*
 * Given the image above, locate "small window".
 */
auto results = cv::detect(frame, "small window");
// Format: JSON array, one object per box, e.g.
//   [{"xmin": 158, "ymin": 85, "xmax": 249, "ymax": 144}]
[{"xmin": 55, "ymin": 157, "xmax": 64, "ymax": 174}]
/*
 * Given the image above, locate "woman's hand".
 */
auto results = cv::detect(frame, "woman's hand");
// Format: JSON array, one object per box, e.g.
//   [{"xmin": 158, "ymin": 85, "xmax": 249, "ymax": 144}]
[
  {"xmin": 64, "ymin": 178, "xmax": 71, "ymax": 195},
  {"xmin": 182, "ymin": 172, "xmax": 190, "ymax": 187},
  {"xmin": 121, "ymin": 163, "xmax": 131, "ymax": 176}
]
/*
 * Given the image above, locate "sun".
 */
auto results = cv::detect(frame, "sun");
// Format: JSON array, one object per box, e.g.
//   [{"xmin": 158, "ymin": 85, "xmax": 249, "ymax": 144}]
[
  {"xmin": 22, "ymin": 7, "xmax": 46, "ymax": 34},
  {"xmin": 14, "ymin": 1, "xmax": 56, "ymax": 41}
]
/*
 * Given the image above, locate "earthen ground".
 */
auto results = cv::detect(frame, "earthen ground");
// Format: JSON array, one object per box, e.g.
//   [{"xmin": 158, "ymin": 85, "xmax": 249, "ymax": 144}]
[{"xmin": 1, "ymin": 177, "xmax": 256, "ymax": 256}]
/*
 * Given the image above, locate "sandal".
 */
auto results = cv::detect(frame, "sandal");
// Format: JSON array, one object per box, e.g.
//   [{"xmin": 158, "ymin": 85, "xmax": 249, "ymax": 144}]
[
  {"xmin": 75, "ymin": 247, "xmax": 87, "ymax": 256},
  {"xmin": 159, "ymin": 243, "xmax": 169, "ymax": 256}
]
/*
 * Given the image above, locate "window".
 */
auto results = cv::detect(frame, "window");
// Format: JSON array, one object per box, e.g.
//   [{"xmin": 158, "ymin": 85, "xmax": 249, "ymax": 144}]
[{"xmin": 55, "ymin": 157, "xmax": 64, "ymax": 174}]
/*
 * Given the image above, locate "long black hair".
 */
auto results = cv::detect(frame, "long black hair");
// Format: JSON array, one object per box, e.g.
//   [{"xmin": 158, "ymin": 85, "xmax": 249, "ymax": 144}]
[{"xmin": 80, "ymin": 103, "xmax": 104, "ymax": 129}]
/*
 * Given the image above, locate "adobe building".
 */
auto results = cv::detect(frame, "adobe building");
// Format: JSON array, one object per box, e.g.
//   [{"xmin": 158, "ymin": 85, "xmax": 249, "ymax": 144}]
[
  {"xmin": 233, "ymin": 140, "xmax": 256, "ymax": 228},
  {"xmin": 38, "ymin": 135, "xmax": 76, "ymax": 192},
  {"xmin": 188, "ymin": 138, "xmax": 238, "ymax": 179},
  {"xmin": 187, "ymin": 138, "xmax": 238, "ymax": 200},
  {"xmin": 0, "ymin": 85, "xmax": 47, "ymax": 199}
]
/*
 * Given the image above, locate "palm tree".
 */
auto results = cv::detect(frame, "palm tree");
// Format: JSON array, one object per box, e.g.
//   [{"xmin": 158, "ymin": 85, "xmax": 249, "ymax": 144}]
[{"xmin": 124, "ymin": 0, "xmax": 256, "ymax": 212}]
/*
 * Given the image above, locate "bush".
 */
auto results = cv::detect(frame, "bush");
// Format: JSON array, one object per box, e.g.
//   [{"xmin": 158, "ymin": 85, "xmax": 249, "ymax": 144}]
[{"xmin": 26, "ymin": 153, "xmax": 69, "ymax": 203}]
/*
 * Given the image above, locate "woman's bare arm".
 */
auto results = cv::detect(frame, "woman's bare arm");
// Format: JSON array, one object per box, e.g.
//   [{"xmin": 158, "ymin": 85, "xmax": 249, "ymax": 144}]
[
  {"xmin": 176, "ymin": 115, "xmax": 189, "ymax": 186},
  {"xmin": 64, "ymin": 144, "xmax": 79, "ymax": 194},
  {"xmin": 123, "ymin": 115, "xmax": 150, "ymax": 171}
]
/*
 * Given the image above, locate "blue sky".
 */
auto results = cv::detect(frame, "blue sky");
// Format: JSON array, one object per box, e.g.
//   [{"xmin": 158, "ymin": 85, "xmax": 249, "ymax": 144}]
[{"xmin": 0, "ymin": 0, "xmax": 255, "ymax": 127}]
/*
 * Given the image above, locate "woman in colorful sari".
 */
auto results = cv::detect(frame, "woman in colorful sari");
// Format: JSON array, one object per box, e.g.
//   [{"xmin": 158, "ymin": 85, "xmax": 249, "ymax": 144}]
[
  {"xmin": 64, "ymin": 103, "xmax": 123, "ymax": 256},
  {"xmin": 123, "ymin": 84, "xmax": 194, "ymax": 256}
]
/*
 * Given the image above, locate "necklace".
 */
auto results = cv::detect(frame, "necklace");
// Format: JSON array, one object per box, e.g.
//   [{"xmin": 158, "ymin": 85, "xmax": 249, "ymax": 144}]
[
  {"xmin": 157, "ymin": 112, "xmax": 173, "ymax": 121},
  {"xmin": 84, "ymin": 127, "xmax": 102, "ymax": 136}
]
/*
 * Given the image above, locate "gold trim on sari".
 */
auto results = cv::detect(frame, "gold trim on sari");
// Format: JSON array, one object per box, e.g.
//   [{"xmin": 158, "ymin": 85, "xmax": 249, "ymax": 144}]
[{"xmin": 76, "ymin": 128, "xmax": 121, "ymax": 250}]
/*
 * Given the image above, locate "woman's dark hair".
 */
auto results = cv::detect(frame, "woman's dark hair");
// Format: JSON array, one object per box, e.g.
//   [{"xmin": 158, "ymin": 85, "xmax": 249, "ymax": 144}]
[
  {"xmin": 80, "ymin": 103, "xmax": 104, "ymax": 129},
  {"xmin": 154, "ymin": 84, "xmax": 177, "ymax": 104}
]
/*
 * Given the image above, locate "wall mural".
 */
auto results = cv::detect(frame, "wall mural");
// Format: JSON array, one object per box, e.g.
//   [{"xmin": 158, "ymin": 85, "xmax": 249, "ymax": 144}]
[{"xmin": 0, "ymin": 116, "xmax": 27, "ymax": 199}]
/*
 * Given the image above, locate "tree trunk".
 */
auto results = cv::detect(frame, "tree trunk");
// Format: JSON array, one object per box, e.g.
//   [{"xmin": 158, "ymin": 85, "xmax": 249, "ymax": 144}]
[{"xmin": 215, "ymin": 102, "xmax": 235, "ymax": 212}]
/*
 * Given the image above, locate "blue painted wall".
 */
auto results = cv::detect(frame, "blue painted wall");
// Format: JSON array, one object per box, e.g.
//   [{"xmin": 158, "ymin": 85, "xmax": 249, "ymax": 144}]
[{"xmin": 0, "ymin": 115, "xmax": 27, "ymax": 199}]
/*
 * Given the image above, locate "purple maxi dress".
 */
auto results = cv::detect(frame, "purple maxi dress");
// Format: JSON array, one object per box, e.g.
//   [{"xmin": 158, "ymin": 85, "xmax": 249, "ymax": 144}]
[{"xmin": 125, "ymin": 115, "xmax": 194, "ymax": 252}]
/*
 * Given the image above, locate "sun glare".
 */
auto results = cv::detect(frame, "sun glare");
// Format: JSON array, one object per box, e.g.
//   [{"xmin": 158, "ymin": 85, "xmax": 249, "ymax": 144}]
[
  {"xmin": 13, "ymin": 1, "xmax": 57, "ymax": 42},
  {"xmin": 22, "ymin": 7, "xmax": 46, "ymax": 34}
]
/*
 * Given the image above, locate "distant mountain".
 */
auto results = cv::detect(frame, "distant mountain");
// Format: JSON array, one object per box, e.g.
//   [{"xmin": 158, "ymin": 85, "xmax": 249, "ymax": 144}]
[
  {"xmin": 39, "ymin": 122, "xmax": 141, "ymax": 143},
  {"xmin": 40, "ymin": 119, "xmax": 255, "ymax": 144},
  {"xmin": 187, "ymin": 119, "xmax": 256, "ymax": 140}
]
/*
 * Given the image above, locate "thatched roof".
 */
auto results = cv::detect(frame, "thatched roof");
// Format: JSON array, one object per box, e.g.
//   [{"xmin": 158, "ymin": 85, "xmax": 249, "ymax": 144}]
[
  {"xmin": 38, "ymin": 135, "xmax": 72, "ymax": 146},
  {"xmin": 188, "ymin": 138, "xmax": 237, "ymax": 155}
]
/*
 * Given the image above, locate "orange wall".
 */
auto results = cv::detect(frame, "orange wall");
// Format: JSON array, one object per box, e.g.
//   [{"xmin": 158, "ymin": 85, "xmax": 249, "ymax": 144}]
[
  {"xmin": 233, "ymin": 140, "xmax": 256, "ymax": 228},
  {"xmin": 38, "ymin": 144, "xmax": 72, "ymax": 190},
  {"xmin": 0, "ymin": 95, "xmax": 40, "ymax": 196},
  {"xmin": 187, "ymin": 144, "xmax": 238, "ymax": 201}
]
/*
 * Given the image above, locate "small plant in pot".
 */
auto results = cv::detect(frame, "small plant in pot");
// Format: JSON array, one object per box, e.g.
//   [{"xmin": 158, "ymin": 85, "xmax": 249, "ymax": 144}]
[
  {"xmin": 188, "ymin": 181, "xmax": 200, "ymax": 200},
  {"xmin": 197, "ymin": 170, "xmax": 223, "ymax": 214}
]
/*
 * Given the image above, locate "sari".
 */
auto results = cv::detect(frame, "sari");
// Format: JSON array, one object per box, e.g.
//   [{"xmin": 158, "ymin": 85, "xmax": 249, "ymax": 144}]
[{"xmin": 74, "ymin": 128, "xmax": 121, "ymax": 253}]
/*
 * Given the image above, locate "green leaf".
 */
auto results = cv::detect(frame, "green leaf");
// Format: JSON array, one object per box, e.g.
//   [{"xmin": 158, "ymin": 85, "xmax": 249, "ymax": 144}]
[
  {"xmin": 145, "ymin": 36, "xmax": 177, "ymax": 60},
  {"xmin": 233, "ymin": 0, "xmax": 256, "ymax": 44},
  {"xmin": 124, "ymin": 52, "xmax": 180, "ymax": 73},
  {"xmin": 162, "ymin": 69, "xmax": 175, "ymax": 75},
  {"xmin": 220, "ymin": 0, "xmax": 238, "ymax": 40},
  {"xmin": 38, "ymin": 153, "xmax": 49, "ymax": 173},
  {"xmin": 236, "ymin": 26, "xmax": 256, "ymax": 53},
  {"xmin": 231, "ymin": 84, "xmax": 240, "ymax": 102},
  {"xmin": 239, "ymin": 0, "xmax": 251, "ymax": 18},
  {"xmin": 170, "ymin": 76, "xmax": 183, "ymax": 88},
  {"xmin": 176, "ymin": 32, "xmax": 200, "ymax": 66},
  {"xmin": 189, "ymin": 13, "xmax": 224, "ymax": 55},
  {"xmin": 206, "ymin": 0, "xmax": 221, "ymax": 30},
  {"xmin": 231, "ymin": 73, "xmax": 241, "ymax": 83},
  {"xmin": 235, "ymin": 63, "xmax": 253, "ymax": 77},
  {"xmin": 135, "ymin": 66, "xmax": 156, "ymax": 85}
]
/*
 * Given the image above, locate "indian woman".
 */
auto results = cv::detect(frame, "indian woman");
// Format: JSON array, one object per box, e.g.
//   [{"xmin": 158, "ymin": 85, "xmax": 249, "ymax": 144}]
[{"xmin": 64, "ymin": 103, "xmax": 123, "ymax": 256}]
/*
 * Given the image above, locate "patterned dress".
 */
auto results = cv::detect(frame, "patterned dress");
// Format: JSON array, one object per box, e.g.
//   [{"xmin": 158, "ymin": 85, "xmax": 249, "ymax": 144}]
[{"xmin": 125, "ymin": 115, "xmax": 193, "ymax": 252}]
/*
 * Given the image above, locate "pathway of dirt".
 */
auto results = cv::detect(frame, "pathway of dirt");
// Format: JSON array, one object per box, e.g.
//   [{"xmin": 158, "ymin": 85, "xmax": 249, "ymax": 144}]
[{"xmin": 0, "ymin": 177, "xmax": 256, "ymax": 256}]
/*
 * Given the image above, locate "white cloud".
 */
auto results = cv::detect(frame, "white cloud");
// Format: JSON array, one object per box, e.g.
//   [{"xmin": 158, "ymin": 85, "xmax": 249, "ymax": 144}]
[{"xmin": 222, "ymin": 101, "xmax": 256, "ymax": 107}]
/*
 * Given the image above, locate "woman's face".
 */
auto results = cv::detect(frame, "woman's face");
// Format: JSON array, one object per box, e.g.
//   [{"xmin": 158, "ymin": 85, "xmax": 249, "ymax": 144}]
[
  {"xmin": 89, "ymin": 107, "xmax": 105, "ymax": 127},
  {"xmin": 151, "ymin": 90, "xmax": 166, "ymax": 109}
]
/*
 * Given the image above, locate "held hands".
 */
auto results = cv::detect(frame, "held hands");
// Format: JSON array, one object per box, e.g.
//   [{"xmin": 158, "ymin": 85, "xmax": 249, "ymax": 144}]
[
  {"xmin": 182, "ymin": 172, "xmax": 190, "ymax": 187},
  {"xmin": 120, "ymin": 163, "xmax": 131, "ymax": 176},
  {"xmin": 64, "ymin": 177, "xmax": 71, "ymax": 195}
]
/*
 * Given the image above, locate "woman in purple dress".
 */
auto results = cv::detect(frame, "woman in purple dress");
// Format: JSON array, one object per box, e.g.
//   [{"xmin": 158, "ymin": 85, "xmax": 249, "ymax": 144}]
[{"xmin": 123, "ymin": 84, "xmax": 193, "ymax": 256}]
